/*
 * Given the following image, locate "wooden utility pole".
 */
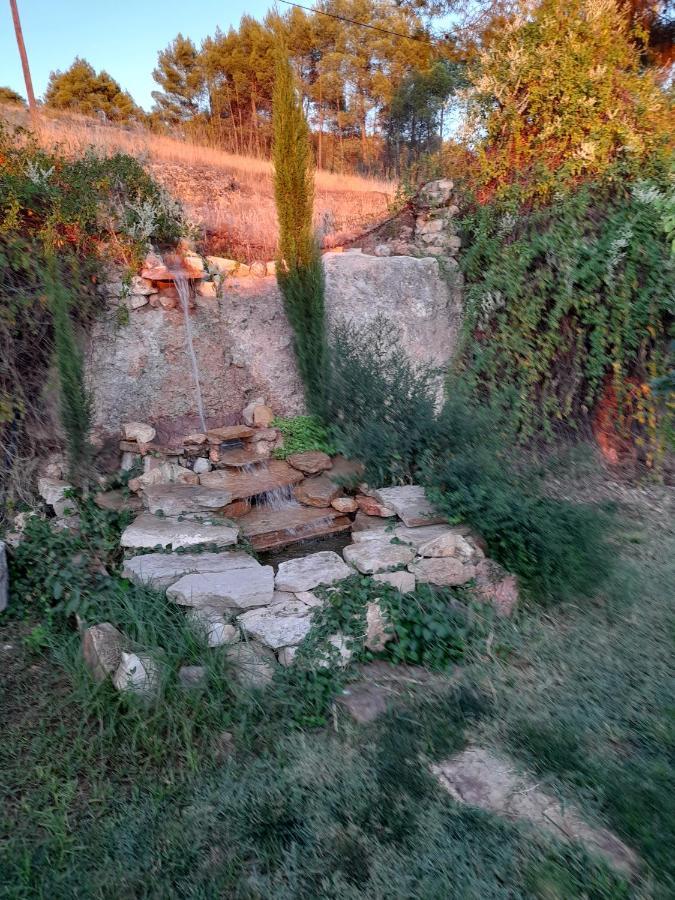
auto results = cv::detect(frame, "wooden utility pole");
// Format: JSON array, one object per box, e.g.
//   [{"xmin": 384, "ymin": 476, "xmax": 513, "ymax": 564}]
[{"xmin": 8, "ymin": 0, "xmax": 39, "ymax": 127}]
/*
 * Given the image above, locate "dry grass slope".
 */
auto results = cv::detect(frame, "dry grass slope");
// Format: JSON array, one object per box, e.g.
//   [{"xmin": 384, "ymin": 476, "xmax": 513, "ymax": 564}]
[{"xmin": 1, "ymin": 105, "xmax": 394, "ymax": 260}]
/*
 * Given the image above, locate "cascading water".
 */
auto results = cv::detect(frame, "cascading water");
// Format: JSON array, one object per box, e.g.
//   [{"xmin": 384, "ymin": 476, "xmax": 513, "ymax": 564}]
[
  {"xmin": 174, "ymin": 272, "xmax": 207, "ymax": 433},
  {"xmin": 257, "ymin": 483, "xmax": 300, "ymax": 511}
]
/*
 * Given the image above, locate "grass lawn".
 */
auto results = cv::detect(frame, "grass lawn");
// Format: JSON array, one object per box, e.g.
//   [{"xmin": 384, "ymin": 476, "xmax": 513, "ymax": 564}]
[{"xmin": 1, "ymin": 466, "xmax": 673, "ymax": 899}]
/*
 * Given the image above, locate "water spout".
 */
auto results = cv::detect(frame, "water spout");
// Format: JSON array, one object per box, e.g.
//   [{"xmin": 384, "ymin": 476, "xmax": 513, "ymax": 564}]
[{"xmin": 174, "ymin": 271, "xmax": 207, "ymax": 433}]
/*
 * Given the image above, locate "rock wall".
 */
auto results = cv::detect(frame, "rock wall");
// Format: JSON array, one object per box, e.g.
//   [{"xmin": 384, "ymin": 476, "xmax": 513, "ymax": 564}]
[{"xmin": 87, "ymin": 251, "xmax": 461, "ymax": 438}]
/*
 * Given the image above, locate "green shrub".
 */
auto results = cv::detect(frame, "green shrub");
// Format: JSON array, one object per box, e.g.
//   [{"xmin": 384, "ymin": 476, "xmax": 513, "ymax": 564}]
[
  {"xmin": 272, "ymin": 415, "xmax": 335, "ymax": 459},
  {"xmin": 459, "ymin": 175, "xmax": 674, "ymax": 461}
]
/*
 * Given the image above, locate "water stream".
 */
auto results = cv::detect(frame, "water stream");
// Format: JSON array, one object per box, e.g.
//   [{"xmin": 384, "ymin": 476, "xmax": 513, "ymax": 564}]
[{"xmin": 174, "ymin": 272, "xmax": 207, "ymax": 433}]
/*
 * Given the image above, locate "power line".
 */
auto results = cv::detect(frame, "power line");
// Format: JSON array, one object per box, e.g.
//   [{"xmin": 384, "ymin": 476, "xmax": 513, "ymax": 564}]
[{"xmin": 277, "ymin": 0, "xmax": 442, "ymax": 46}]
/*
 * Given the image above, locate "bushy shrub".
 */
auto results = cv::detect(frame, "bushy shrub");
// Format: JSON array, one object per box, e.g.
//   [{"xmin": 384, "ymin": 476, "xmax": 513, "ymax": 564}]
[
  {"xmin": 272, "ymin": 415, "xmax": 335, "ymax": 459},
  {"xmin": 460, "ymin": 176, "xmax": 674, "ymax": 461}
]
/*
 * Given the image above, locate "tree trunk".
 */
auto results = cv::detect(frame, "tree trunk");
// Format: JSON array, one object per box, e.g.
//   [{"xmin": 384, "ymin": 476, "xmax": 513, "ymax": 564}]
[{"xmin": 9, "ymin": 0, "xmax": 38, "ymax": 128}]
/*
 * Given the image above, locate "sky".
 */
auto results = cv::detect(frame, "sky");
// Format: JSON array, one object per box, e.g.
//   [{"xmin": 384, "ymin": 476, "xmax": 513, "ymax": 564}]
[{"xmin": 0, "ymin": 0, "xmax": 273, "ymax": 111}]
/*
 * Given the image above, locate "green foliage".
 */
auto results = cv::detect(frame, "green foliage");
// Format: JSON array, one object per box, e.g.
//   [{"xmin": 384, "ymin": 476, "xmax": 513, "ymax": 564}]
[
  {"xmin": 44, "ymin": 57, "xmax": 142, "ymax": 122},
  {"xmin": 328, "ymin": 316, "xmax": 441, "ymax": 485},
  {"xmin": 272, "ymin": 52, "xmax": 327, "ymax": 414},
  {"xmin": 47, "ymin": 263, "xmax": 92, "ymax": 485},
  {"xmin": 0, "ymin": 86, "xmax": 25, "ymax": 106},
  {"xmin": 271, "ymin": 415, "xmax": 335, "ymax": 458},
  {"xmin": 152, "ymin": 34, "xmax": 205, "ymax": 123},
  {"xmin": 460, "ymin": 176, "xmax": 674, "ymax": 457}
]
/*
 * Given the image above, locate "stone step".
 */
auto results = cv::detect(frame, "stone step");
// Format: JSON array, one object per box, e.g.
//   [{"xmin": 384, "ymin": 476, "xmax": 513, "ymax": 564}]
[
  {"xmin": 143, "ymin": 484, "xmax": 233, "ymax": 515},
  {"xmin": 199, "ymin": 459, "xmax": 304, "ymax": 501},
  {"xmin": 216, "ymin": 446, "xmax": 270, "ymax": 468},
  {"xmin": 120, "ymin": 513, "xmax": 239, "ymax": 551},
  {"xmin": 122, "ymin": 550, "xmax": 259, "ymax": 589},
  {"xmin": 239, "ymin": 504, "xmax": 352, "ymax": 552}
]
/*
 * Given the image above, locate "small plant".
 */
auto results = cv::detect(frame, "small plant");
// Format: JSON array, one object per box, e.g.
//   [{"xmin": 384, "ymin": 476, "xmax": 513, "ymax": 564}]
[{"xmin": 272, "ymin": 415, "xmax": 335, "ymax": 458}]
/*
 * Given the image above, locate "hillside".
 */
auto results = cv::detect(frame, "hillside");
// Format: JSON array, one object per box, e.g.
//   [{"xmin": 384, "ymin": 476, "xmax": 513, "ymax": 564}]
[{"xmin": 0, "ymin": 105, "xmax": 394, "ymax": 261}]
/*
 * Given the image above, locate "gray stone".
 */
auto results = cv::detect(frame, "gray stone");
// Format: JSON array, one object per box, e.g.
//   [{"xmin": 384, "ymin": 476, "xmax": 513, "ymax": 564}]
[
  {"xmin": 372, "ymin": 570, "xmax": 415, "ymax": 593},
  {"xmin": 185, "ymin": 608, "xmax": 240, "ymax": 647},
  {"xmin": 178, "ymin": 665, "xmax": 207, "ymax": 689},
  {"xmin": 120, "ymin": 513, "xmax": 238, "ymax": 551},
  {"xmin": 192, "ymin": 457, "xmax": 212, "ymax": 475},
  {"xmin": 277, "ymin": 646, "xmax": 298, "ymax": 666},
  {"xmin": 125, "ymin": 294, "xmax": 150, "ymax": 310},
  {"xmin": 432, "ymin": 746, "xmax": 638, "ymax": 877},
  {"xmin": 129, "ymin": 275, "xmax": 156, "ymax": 295},
  {"xmin": 287, "ymin": 451, "xmax": 333, "ymax": 475},
  {"xmin": 408, "ymin": 557, "xmax": 476, "ymax": 587},
  {"xmin": 129, "ymin": 463, "xmax": 199, "ymax": 492},
  {"xmin": 238, "ymin": 596, "xmax": 314, "ymax": 649},
  {"xmin": 37, "ymin": 477, "xmax": 71, "ymax": 509},
  {"xmin": 372, "ymin": 485, "xmax": 444, "ymax": 528},
  {"xmin": 0, "ymin": 541, "xmax": 7, "ymax": 611},
  {"xmin": 365, "ymin": 601, "xmax": 392, "ymax": 652},
  {"xmin": 122, "ymin": 422, "xmax": 156, "ymax": 443},
  {"xmin": 143, "ymin": 484, "xmax": 233, "ymax": 515},
  {"xmin": 112, "ymin": 651, "xmax": 159, "ymax": 698},
  {"xmin": 82, "ymin": 622, "xmax": 124, "ymax": 682},
  {"xmin": 226, "ymin": 641, "xmax": 276, "ymax": 688},
  {"xmin": 167, "ymin": 563, "xmax": 274, "ymax": 612},
  {"xmin": 343, "ymin": 536, "xmax": 415, "ymax": 574},
  {"xmin": 123, "ymin": 549, "xmax": 257, "ymax": 589},
  {"xmin": 275, "ymin": 551, "xmax": 352, "ymax": 593}
]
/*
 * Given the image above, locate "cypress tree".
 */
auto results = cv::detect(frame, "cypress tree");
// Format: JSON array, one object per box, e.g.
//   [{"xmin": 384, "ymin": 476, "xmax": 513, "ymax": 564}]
[{"xmin": 272, "ymin": 50, "xmax": 327, "ymax": 416}]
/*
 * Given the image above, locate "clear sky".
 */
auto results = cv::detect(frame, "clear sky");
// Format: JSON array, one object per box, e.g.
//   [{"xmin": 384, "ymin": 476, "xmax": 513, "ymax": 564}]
[{"xmin": 0, "ymin": 0, "xmax": 273, "ymax": 110}]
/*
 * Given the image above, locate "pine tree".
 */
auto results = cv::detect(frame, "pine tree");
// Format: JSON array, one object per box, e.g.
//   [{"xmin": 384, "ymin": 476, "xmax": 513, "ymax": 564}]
[
  {"xmin": 45, "ymin": 58, "xmax": 141, "ymax": 122},
  {"xmin": 272, "ymin": 51, "xmax": 327, "ymax": 415}
]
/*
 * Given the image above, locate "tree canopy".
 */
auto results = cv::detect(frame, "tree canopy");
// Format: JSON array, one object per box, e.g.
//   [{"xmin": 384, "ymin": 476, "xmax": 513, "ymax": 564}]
[
  {"xmin": 0, "ymin": 86, "xmax": 26, "ymax": 106},
  {"xmin": 44, "ymin": 58, "xmax": 142, "ymax": 122}
]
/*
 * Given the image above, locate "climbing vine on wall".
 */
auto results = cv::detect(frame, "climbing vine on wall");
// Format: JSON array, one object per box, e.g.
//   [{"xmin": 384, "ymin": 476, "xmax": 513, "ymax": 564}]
[{"xmin": 459, "ymin": 173, "xmax": 674, "ymax": 463}]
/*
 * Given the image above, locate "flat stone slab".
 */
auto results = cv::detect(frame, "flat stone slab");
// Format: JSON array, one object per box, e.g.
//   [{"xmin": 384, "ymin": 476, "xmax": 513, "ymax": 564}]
[
  {"xmin": 217, "ymin": 446, "xmax": 270, "ymax": 468},
  {"xmin": 206, "ymin": 425, "xmax": 254, "ymax": 443},
  {"xmin": 352, "ymin": 511, "xmax": 390, "ymax": 533},
  {"xmin": 372, "ymin": 485, "xmax": 444, "ymax": 528},
  {"xmin": 275, "ymin": 551, "xmax": 353, "ymax": 593},
  {"xmin": 294, "ymin": 474, "xmax": 341, "ymax": 508},
  {"xmin": 167, "ymin": 563, "xmax": 274, "ymax": 612},
  {"xmin": 120, "ymin": 514, "xmax": 239, "ymax": 550},
  {"xmin": 408, "ymin": 557, "xmax": 476, "ymax": 587},
  {"xmin": 343, "ymin": 535, "xmax": 415, "ymax": 574},
  {"xmin": 143, "ymin": 484, "xmax": 233, "ymax": 515},
  {"xmin": 199, "ymin": 459, "xmax": 304, "ymax": 500},
  {"xmin": 122, "ymin": 550, "xmax": 259, "ymax": 589},
  {"xmin": 287, "ymin": 451, "xmax": 333, "ymax": 475},
  {"xmin": 239, "ymin": 505, "xmax": 350, "ymax": 552},
  {"xmin": 432, "ymin": 746, "xmax": 638, "ymax": 877},
  {"xmin": 237, "ymin": 596, "xmax": 315, "ymax": 649}
]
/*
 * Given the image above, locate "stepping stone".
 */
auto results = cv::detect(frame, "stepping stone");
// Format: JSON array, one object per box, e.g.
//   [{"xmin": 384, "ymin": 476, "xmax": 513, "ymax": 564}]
[
  {"xmin": 120, "ymin": 514, "xmax": 238, "ymax": 551},
  {"xmin": 199, "ymin": 459, "xmax": 304, "ymax": 500},
  {"xmin": 432, "ymin": 746, "xmax": 638, "ymax": 877},
  {"xmin": 226, "ymin": 641, "xmax": 276, "ymax": 688},
  {"xmin": 294, "ymin": 474, "xmax": 342, "ymax": 508},
  {"xmin": 143, "ymin": 484, "xmax": 233, "ymax": 515},
  {"xmin": 275, "ymin": 551, "xmax": 353, "ymax": 592},
  {"xmin": 167, "ymin": 562, "xmax": 274, "ymax": 612},
  {"xmin": 372, "ymin": 485, "xmax": 444, "ymax": 527},
  {"xmin": 237, "ymin": 596, "xmax": 315, "ymax": 649},
  {"xmin": 408, "ymin": 557, "xmax": 476, "ymax": 587},
  {"xmin": 217, "ymin": 446, "xmax": 269, "ymax": 468},
  {"xmin": 343, "ymin": 535, "xmax": 415, "ymax": 574},
  {"xmin": 287, "ymin": 451, "xmax": 332, "ymax": 475},
  {"xmin": 122, "ymin": 550, "xmax": 259, "ymax": 589},
  {"xmin": 239, "ymin": 505, "xmax": 351, "ymax": 552}
]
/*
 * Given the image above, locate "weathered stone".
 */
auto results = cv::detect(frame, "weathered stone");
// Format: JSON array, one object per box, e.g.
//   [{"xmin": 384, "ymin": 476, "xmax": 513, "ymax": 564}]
[
  {"xmin": 432, "ymin": 746, "xmax": 638, "ymax": 877},
  {"xmin": 419, "ymin": 179, "xmax": 454, "ymax": 207},
  {"xmin": 81, "ymin": 622, "xmax": 124, "ymax": 682},
  {"xmin": 185, "ymin": 608, "xmax": 239, "ymax": 647},
  {"xmin": 355, "ymin": 494, "xmax": 396, "ymax": 517},
  {"xmin": 265, "ymin": 260, "xmax": 276, "ymax": 276},
  {"xmin": 240, "ymin": 505, "xmax": 350, "ymax": 552},
  {"xmin": 129, "ymin": 462, "xmax": 199, "ymax": 492},
  {"xmin": 206, "ymin": 256, "xmax": 238, "ymax": 275},
  {"xmin": 192, "ymin": 457, "xmax": 212, "ymax": 475},
  {"xmin": 130, "ymin": 275, "xmax": 156, "ymax": 295},
  {"xmin": 250, "ymin": 261, "xmax": 267, "ymax": 278},
  {"xmin": 236, "ymin": 263, "xmax": 250, "ymax": 277},
  {"xmin": 206, "ymin": 425, "xmax": 255, "ymax": 442},
  {"xmin": 178, "ymin": 665, "xmax": 207, "ymax": 689},
  {"xmin": 120, "ymin": 514, "xmax": 238, "ymax": 551},
  {"xmin": 222, "ymin": 498, "xmax": 251, "ymax": 518},
  {"xmin": 287, "ymin": 451, "xmax": 333, "ymax": 475},
  {"xmin": 352, "ymin": 511, "xmax": 389, "ymax": 533},
  {"xmin": 218, "ymin": 446, "xmax": 269, "ymax": 468},
  {"xmin": 365, "ymin": 601, "xmax": 392, "ymax": 652},
  {"xmin": 125, "ymin": 294, "xmax": 150, "ymax": 310},
  {"xmin": 94, "ymin": 490, "xmax": 143, "ymax": 514},
  {"xmin": 277, "ymin": 646, "xmax": 298, "ymax": 666},
  {"xmin": 143, "ymin": 484, "xmax": 233, "ymax": 515},
  {"xmin": 474, "ymin": 558, "xmax": 519, "ymax": 617},
  {"xmin": 185, "ymin": 432, "xmax": 208, "ymax": 445},
  {"xmin": 120, "ymin": 451, "xmax": 140, "ymax": 472},
  {"xmin": 123, "ymin": 550, "xmax": 258, "ymax": 589},
  {"xmin": 238, "ymin": 596, "xmax": 313, "ymax": 649},
  {"xmin": 295, "ymin": 474, "xmax": 342, "ymax": 508},
  {"xmin": 275, "ymin": 551, "xmax": 352, "ymax": 593},
  {"xmin": 343, "ymin": 536, "xmax": 415, "ymax": 575},
  {"xmin": 196, "ymin": 280, "xmax": 218, "ymax": 299},
  {"xmin": 249, "ymin": 427, "xmax": 278, "ymax": 443},
  {"xmin": 372, "ymin": 571, "xmax": 415, "ymax": 593},
  {"xmin": 37, "ymin": 477, "xmax": 71, "ymax": 509},
  {"xmin": 122, "ymin": 422, "xmax": 156, "ymax": 444},
  {"xmin": 331, "ymin": 496, "xmax": 358, "ymax": 514},
  {"xmin": 226, "ymin": 641, "xmax": 276, "ymax": 688},
  {"xmin": 372, "ymin": 485, "xmax": 444, "ymax": 528},
  {"xmin": 112, "ymin": 651, "xmax": 159, "ymax": 698},
  {"xmin": 167, "ymin": 563, "xmax": 274, "ymax": 612},
  {"xmin": 294, "ymin": 591, "xmax": 324, "ymax": 608},
  {"xmin": 253, "ymin": 405, "xmax": 274, "ymax": 427},
  {"xmin": 199, "ymin": 459, "xmax": 304, "ymax": 500},
  {"xmin": 408, "ymin": 557, "xmax": 476, "ymax": 587},
  {"xmin": 242, "ymin": 397, "xmax": 265, "ymax": 426},
  {"xmin": 416, "ymin": 529, "xmax": 482, "ymax": 561}
]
